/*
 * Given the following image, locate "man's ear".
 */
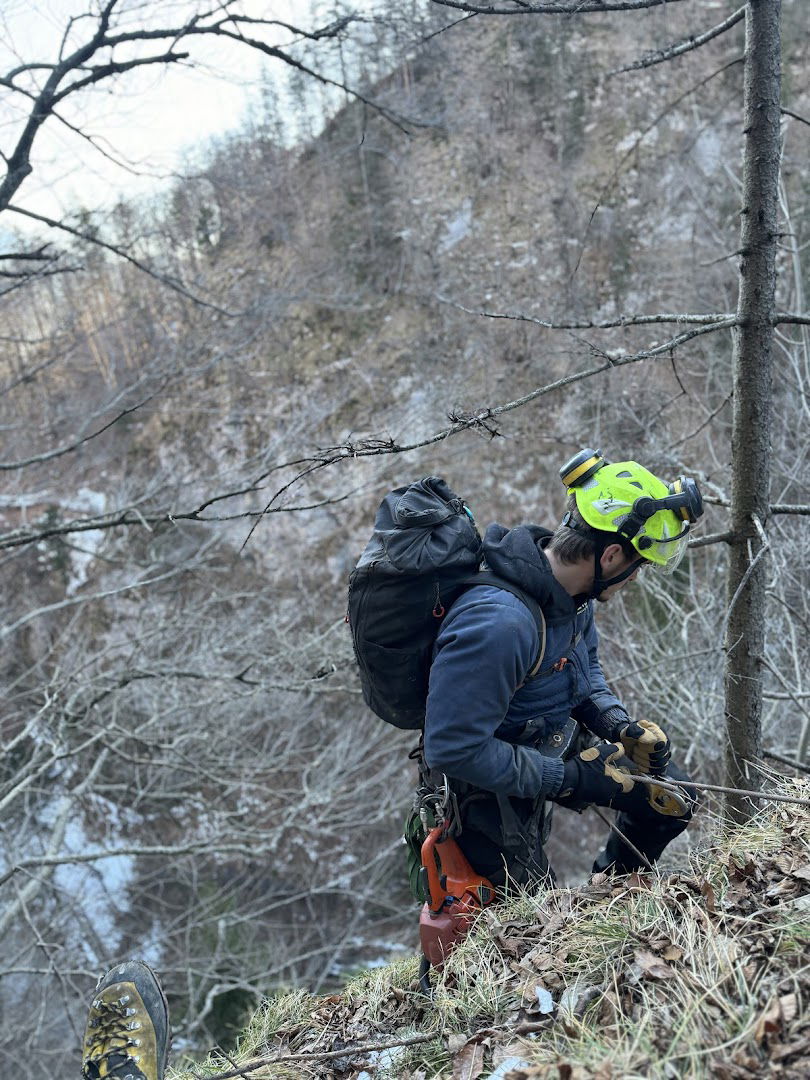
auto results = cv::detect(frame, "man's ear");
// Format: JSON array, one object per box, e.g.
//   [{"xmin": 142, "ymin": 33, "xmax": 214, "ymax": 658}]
[{"xmin": 600, "ymin": 542, "xmax": 627, "ymax": 569}]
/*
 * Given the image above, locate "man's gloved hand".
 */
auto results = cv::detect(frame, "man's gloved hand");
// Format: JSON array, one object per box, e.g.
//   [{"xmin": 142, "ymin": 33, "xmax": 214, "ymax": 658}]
[
  {"xmin": 554, "ymin": 742, "xmax": 637, "ymax": 810},
  {"xmin": 616, "ymin": 719, "xmax": 671, "ymax": 775}
]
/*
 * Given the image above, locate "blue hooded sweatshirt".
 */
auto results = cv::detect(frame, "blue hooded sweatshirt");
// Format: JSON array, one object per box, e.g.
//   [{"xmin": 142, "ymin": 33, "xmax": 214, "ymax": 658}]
[{"xmin": 424, "ymin": 522, "xmax": 624, "ymax": 800}]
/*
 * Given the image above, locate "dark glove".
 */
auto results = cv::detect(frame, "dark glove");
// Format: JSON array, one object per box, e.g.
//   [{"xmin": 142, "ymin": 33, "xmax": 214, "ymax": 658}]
[
  {"xmin": 571, "ymin": 701, "xmax": 630, "ymax": 742},
  {"xmin": 554, "ymin": 742, "xmax": 637, "ymax": 810},
  {"xmin": 616, "ymin": 719, "xmax": 671, "ymax": 775}
]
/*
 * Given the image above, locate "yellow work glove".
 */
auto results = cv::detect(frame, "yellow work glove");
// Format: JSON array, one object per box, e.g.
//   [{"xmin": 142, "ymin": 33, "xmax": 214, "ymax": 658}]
[
  {"xmin": 617, "ymin": 719, "xmax": 671, "ymax": 775},
  {"xmin": 556, "ymin": 743, "xmax": 688, "ymax": 817}
]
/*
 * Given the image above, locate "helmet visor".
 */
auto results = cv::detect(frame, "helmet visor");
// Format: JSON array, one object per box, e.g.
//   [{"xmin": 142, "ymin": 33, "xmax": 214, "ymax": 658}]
[{"xmin": 644, "ymin": 530, "xmax": 690, "ymax": 575}]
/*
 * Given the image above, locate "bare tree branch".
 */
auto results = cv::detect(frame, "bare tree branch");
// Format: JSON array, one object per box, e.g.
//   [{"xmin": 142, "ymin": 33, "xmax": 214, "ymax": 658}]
[
  {"xmin": 571, "ymin": 54, "xmax": 745, "ymax": 280},
  {"xmin": 430, "ymin": 1, "xmax": 691, "ymax": 14},
  {"xmin": 50, "ymin": 50, "xmax": 188, "ymax": 103},
  {"xmin": 0, "ymin": 316, "xmax": 738, "ymax": 553},
  {"xmin": 0, "ymin": 2, "xmax": 424, "ymax": 232},
  {"xmin": 700, "ymin": 498, "xmax": 810, "ymax": 516},
  {"xmin": 688, "ymin": 531, "xmax": 735, "ymax": 549},
  {"xmin": 0, "ymin": 750, "xmax": 108, "ymax": 933},
  {"xmin": 5, "ymin": 205, "xmax": 238, "ymax": 315},
  {"xmin": 0, "ymin": 389, "xmax": 160, "ymax": 471},
  {"xmin": 770, "ymin": 504, "xmax": 810, "ymax": 515},
  {"xmin": 0, "ymin": 244, "xmax": 54, "ymax": 262},
  {"xmin": 202, "ymin": 1034, "xmax": 436, "ymax": 1080},
  {"xmin": 781, "ymin": 107, "xmax": 810, "ymax": 128},
  {"xmin": 609, "ymin": 5, "xmax": 745, "ymax": 75},
  {"xmin": 0, "ymin": 563, "xmax": 201, "ymax": 638},
  {"xmin": 436, "ymin": 297, "xmax": 736, "ymax": 328}
]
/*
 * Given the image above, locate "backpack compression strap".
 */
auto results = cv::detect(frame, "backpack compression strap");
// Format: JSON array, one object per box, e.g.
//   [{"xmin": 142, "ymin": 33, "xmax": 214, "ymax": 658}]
[{"xmin": 462, "ymin": 572, "xmax": 547, "ymax": 679}]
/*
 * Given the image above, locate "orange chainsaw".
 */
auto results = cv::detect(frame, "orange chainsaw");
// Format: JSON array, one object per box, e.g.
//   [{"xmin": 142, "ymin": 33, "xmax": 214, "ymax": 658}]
[{"xmin": 417, "ymin": 824, "xmax": 495, "ymax": 993}]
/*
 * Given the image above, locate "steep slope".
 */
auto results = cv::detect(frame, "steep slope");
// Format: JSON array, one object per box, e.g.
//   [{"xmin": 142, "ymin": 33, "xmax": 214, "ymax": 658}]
[
  {"xmin": 170, "ymin": 780, "xmax": 809, "ymax": 1079},
  {"xmin": 2, "ymin": 3, "xmax": 809, "ymax": 1073}
]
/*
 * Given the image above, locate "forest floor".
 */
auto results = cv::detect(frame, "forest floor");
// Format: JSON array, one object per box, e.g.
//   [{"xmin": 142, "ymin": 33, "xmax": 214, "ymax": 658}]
[{"xmin": 170, "ymin": 779, "xmax": 809, "ymax": 1080}]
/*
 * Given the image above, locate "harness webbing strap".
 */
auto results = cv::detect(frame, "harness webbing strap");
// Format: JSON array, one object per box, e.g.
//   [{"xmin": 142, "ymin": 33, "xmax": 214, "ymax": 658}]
[
  {"xmin": 463, "ymin": 571, "xmax": 547, "ymax": 681},
  {"xmin": 526, "ymin": 614, "xmax": 547, "ymax": 678}
]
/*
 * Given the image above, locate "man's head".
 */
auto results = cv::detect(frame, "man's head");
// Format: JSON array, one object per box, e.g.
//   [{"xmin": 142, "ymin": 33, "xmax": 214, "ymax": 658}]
[{"xmin": 547, "ymin": 449, "xmax": 703, "ymax": 601}]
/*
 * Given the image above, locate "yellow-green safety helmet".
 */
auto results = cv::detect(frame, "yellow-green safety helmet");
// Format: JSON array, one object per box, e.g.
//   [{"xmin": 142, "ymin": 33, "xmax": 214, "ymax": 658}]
[{"xmin": 560, "ymin": 448, "xmax": 703, "ymax": 575}]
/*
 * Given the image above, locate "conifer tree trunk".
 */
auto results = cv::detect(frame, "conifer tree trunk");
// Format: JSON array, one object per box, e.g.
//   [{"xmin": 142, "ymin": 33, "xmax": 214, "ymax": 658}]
[{"xmin": 724, "ymin": 0, "xmax": 781, "ymax": 822}]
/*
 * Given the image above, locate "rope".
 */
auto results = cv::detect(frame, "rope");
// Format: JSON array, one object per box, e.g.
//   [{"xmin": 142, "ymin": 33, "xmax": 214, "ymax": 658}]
[{"xmin": 633, "ymin": 774, "xmax": 810, "ymax": 809}]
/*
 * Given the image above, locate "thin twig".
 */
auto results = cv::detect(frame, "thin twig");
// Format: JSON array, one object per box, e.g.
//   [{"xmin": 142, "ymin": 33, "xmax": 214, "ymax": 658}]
[
  {"xmin": 202, "ymin": 1033, "xmax": 435, "ymax": 1079},
  {"xmin": 0, "ymin": 390, "xmax": 160, "ymax": 470},
  {"xmin": 570, "ymin": 55, "xmax": 744, "ymax": 281},
  {"xmin": 609, "ymin": 6, "xmax": 745, "ymax": 76},
  {"xmin": 721, "ymin": 527, "xmax": 771, "ymax": 644},
  {"xmin": 435, "ymin": 298, "xmax": 734, "ymax": 330},
  {"xmin": 687, "ymin": 530, "xmax": 734, "ymax": 549},
  {"xmin": 203, "ymin": 1046, "xmax": 254, "ymax": 1080},
  {"xmin": 431, "ymin": 1, "xmax": 693, "ymax": 14},
  {"xmin": 6, "ymin": 204, "xmax": 238, "ymax": 316},
  {"xmin": 761, "ymin": 751, "xmax": 810, "ymax": 777},
  {"xmin": 781, "ymin": 107, "xmax": 810, "ymax": 129},
  {"xmin": 770, "ymin": 503, "xmax": 810, "ymax": 515},
  {"xmin": 590, "ymin": 806, "xmax": 653, "ymax": 870},
  {"xmin": 760, "ymin": 655, "xmax": 810, "ymax": 742}
]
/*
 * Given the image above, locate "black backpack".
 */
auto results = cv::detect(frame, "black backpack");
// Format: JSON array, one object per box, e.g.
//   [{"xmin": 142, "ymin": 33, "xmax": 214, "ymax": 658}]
[{"xmin": 347, "ymin": 477, "xmax": 547, "ymax": 729}]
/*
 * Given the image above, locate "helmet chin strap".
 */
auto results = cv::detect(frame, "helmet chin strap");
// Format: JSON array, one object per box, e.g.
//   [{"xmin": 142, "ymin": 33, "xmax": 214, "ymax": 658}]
[
  {"xmin": 561, "ymin": 514, "xmax": 645, "ymax": 602},
  {"xmin": 586, "ymin": 539, "xmax": 645, "ymax": 601}
]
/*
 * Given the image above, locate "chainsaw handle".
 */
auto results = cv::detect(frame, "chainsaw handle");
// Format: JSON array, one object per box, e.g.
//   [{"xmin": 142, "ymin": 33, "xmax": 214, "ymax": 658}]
[
  {"xmin": 420, "ymin": 825, "xmax": 447, "ymax": 912},
  {"xmin": 420, "ymin": 825, "xmax": 496, "ymax": 914}
]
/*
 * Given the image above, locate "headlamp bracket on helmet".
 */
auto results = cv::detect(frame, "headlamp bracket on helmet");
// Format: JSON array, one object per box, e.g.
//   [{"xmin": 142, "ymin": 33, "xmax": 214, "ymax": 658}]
[{"xmin": 613, "ymin": 478, "xmax": 703, "ymax": 549}]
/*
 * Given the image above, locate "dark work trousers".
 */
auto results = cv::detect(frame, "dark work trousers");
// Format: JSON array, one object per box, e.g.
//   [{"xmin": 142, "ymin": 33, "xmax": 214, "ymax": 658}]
[
  {"xmin": 454, "ymin": 760, "xmax": 696, "ymax": 887},
  {"xmin": 454, "ymin": 787, "xmax": 553, "ymax": 889},
  {"xmin": 582, "ymin": 761, "xmax": 697, "ymax": 875}
]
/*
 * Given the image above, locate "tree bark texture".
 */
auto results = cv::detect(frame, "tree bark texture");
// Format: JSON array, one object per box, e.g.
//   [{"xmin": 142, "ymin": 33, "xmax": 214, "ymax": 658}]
[{"xmin": 724, "ymin": 0, "xmax": 781, "ymax": 822}]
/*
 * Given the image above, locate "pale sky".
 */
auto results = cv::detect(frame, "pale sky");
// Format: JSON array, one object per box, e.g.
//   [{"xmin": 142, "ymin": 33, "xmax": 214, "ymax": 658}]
[{"xmin": 0, "ymin": 0, "xmax": 334, "ymax": 232}]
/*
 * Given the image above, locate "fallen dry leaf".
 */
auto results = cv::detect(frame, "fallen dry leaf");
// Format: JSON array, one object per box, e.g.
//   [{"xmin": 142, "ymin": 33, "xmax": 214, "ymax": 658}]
[
  {"xmin": 765, "ymin": 877, "xmax": 800, "ymax": 900},
  {"xmin": 523, "ymin": 948, "xmax": 556, "ymax": 972},
  {"xmin": 496, "ymin": 934, "xmax": 524, "ymax": 958},
  {"xmin": 634, "ymin": 949, "xmax": 675, "ymax": 980},
  {"xmin": 771, "ymin": 1034, "xmax": 810, "ymax": 1061},
  {"xmin": 729, "ymin": 854, "xmax": 758, "ymax": 881},
  {"xmin": 754, "ymin": 997, "xmax": 782, "ymax": 1044},
  {"xmin": 779, "ymin": 992, "xmax": 798, "ymax": 1023},
  {"xmin": 491, "ymin": 1041, "xmax": 534, "ymax": 1068},
  {"xmin": 699, "ymin": 878, "xmax": 717, "ymax": 912},
  {"xmin": 452, "ymin": 1039, "xmax": 485, "ymax": 1080},
  {"xmin": 625, "ymin": 872, "xmax": 654, "ymax": 890},
  {"xmin": 731, "ymin": 1049, "xmax": 761, "ymax": 1070}
]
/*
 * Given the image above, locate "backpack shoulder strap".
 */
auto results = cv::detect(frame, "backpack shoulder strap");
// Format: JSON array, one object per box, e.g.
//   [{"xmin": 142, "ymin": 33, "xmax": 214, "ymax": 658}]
[{"xmin": 462, "ymin": 572, "xmax": 547, "ymax": 679}]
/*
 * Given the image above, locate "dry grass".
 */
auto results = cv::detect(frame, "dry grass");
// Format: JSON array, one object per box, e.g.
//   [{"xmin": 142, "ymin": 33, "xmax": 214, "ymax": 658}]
[{"xmin": 168, "ymin": 780, "xmax": 809, "ymax": 1080}]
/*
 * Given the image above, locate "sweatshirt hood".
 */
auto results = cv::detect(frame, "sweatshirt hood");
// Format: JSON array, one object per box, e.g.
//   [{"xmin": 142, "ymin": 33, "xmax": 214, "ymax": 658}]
[{"xmin": 482, "ymin": 523, "xmax": 579, "ymax": 625}]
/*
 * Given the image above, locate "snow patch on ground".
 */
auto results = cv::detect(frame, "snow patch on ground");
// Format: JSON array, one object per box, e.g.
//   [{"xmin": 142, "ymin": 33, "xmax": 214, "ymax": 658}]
[
  {"xmin": 439, "ymin": 199, "xmax": 473, "ymax": 252},
  {"xmin": 65, "ymin": 487, "xmax": 107, "ymax": 595}
]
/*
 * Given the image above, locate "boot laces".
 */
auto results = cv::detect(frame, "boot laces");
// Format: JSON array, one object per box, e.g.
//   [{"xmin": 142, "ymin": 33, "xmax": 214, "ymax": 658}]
[{"xmin": 83, "ymin": 995, "xmax": 147, "ymax": 1080}]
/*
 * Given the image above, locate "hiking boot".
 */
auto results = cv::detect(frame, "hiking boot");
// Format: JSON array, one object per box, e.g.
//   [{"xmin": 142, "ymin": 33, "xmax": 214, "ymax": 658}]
[{"xmin": 82, "ymin": 960, "xmax": 170, "ymax": 1080}]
